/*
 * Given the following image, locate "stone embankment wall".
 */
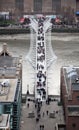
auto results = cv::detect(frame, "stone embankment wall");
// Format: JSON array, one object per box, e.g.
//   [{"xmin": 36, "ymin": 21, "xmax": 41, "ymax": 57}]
[{"xmin": 0, "ymin": 28, "xmax": 79, "ymax": 35}]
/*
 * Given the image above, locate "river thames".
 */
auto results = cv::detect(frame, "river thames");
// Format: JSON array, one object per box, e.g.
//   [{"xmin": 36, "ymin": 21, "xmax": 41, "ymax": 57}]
[{"xmin": 0, "ymin": 33, "xmax": 79, "ymax": 95}]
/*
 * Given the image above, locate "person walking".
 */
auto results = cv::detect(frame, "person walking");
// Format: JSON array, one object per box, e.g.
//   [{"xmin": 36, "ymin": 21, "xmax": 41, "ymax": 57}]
[
  {"xmin": 43, "ymin": 112, "xmax": 44, "ymax": 117},
  {"xmin": 41, "ymin": 125, "xmax": 44, "ymax": 130},
  {"xmin": 40, "ymin": 125, "xmax": 42, "ymax": 130},
  {"xmin": 46, "ymin": 110, "xmax": 49, "ymax": 115},
  {"xmin": 27, "ymin": 103, "xmax": 29, "ymax": 108},
  {"xmin": 42, "ymin": 125, "xmax": 44, "ymax": 130}
]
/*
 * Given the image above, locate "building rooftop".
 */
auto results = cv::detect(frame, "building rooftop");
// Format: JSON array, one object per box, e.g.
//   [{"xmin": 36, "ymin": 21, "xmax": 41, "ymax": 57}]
[
  {"xmin": 0, "ymin": 67, "xmax": 17, "ymax": 78},
  {"xmin": 0, "ymin": 43, "xmax": 20, "ymax": 67},
  {"xmin": 0, "ymin": 43, "xmax": 22, "ymax": 78},
  {"xmin": 0, "ymin": 78, "xmax": 18, "ymax": 102},
  {"xmin": 0, "ymin": 114, "xmax": 10, "ymax": 129},
  {"xmin": 0, "ymin": 56, "xmax": 19, "ymax": 67},
  {"xmin": 62, "ymin": 66, "xmax": 79, "ymax": 95}
]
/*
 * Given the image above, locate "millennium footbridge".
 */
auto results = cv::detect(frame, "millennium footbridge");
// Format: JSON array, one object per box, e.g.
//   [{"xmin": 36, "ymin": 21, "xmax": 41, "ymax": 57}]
[{"xmin": 26, "ymin": 15, "xmax": 57, "ymax": 102}]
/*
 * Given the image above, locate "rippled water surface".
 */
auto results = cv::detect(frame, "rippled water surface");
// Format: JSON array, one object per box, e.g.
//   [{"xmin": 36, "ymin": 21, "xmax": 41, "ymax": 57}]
[{"xmin": 0, "ymin": 33, "xmax": 79, "ymax": 95}]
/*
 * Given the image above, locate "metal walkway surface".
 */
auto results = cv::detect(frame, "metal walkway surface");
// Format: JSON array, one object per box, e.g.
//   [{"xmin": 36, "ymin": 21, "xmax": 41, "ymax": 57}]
[{"xmin": 26, "ymin": 16, "xmax": 57, "ymax": 101}]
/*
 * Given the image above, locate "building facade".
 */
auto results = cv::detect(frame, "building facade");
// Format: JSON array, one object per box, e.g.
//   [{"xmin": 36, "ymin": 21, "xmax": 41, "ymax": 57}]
[
  {"xmin": 60, "ymin": 66, "xmax": 79, "ymax": 130},
  {"xmin": 0, "ymin": 0, "xmax": 79, "ymax": 19},
  {"xmin": 24, "ymin": 0, "xmax": 77, "ymax": 15},
  {"xmin": 0, "ymin": 43, "xmax": 22, "ymax": 130},
  {"xmin": 0, "ymin": 0, "xmax": 24, "ymax": 19}
]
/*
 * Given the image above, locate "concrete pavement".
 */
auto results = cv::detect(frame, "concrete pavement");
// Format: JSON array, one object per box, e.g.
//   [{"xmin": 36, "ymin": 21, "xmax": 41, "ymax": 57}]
[{"xmin": 20, "ymin": 96, "xmax": 65, "ymax": 130}]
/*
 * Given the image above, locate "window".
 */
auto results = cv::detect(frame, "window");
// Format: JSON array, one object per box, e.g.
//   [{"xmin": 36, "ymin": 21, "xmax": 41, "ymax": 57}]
[
  {"xmin": 72, "ymin": 123, "xmax": 76, "ymax": 128},
  {"xmin": 77, "ymin": 96, "xmax": 79, "ymax": 100},
  {"xmin": 34, "ymin": 0, "xmax": 42, "ymax": 13},
  {"xmin": 68, "ymin": 106, "xmax": 79, "ymax": 116},
  {"xmin": 52, "ymin": 0, "xmax": 61, "ymax": 14},
  {"xmin": 68, "ymin": 107, "xmax": 79, "ymax": 111},
  {"xmin": 15, "ymin": 0, "xmax": 23, "ymax": 11},
  {"xmin": 4, "ymin": 105, "xmax": 12, "ymax": 114}
]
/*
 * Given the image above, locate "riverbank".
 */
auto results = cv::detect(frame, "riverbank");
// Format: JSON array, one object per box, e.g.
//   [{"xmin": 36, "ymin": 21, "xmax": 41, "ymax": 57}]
[
  {"xmin": 0, "ymin": 27, "xmax": 79, "ymax": 35},
  {"xmin": 0, "ymin": 33, "xmax": 79, "ymax": 40}
]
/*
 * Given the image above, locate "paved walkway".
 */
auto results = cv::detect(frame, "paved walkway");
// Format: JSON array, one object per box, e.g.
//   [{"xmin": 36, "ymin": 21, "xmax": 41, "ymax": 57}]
[{"xmin": 20, "ymin": 96, "xmax": 65, "ymax": 130}]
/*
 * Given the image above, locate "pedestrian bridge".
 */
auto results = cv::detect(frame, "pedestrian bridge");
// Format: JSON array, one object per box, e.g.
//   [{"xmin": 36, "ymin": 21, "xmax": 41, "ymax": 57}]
[{"xmin": 26, "ymin": 16, "xmax": 57, "ymax": 102}]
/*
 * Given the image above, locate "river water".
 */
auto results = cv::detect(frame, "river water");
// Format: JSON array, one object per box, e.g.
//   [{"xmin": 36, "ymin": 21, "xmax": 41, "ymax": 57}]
[{"xmin": 0, "ymin": 33, "xmax": 79, "ymax": 95}]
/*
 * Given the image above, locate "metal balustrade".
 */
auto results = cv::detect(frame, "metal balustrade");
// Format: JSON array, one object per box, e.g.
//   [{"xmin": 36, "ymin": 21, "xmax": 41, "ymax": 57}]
[{"xmin": 44, "ymin": 18, "xmax": 51, "ymax": 32}]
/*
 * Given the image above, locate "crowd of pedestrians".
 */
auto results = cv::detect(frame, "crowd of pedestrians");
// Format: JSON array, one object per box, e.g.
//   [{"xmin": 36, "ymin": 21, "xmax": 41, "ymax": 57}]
[{"xmin": 36, "ymin": 17, "xmax": 47, "ymax": 101}]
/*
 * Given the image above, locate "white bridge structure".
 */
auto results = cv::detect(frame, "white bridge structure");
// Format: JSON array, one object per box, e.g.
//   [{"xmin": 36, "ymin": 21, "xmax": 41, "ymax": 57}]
[{"xmin": 26, "ymin": 16, "xmax": 57, "ymax": 102}]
